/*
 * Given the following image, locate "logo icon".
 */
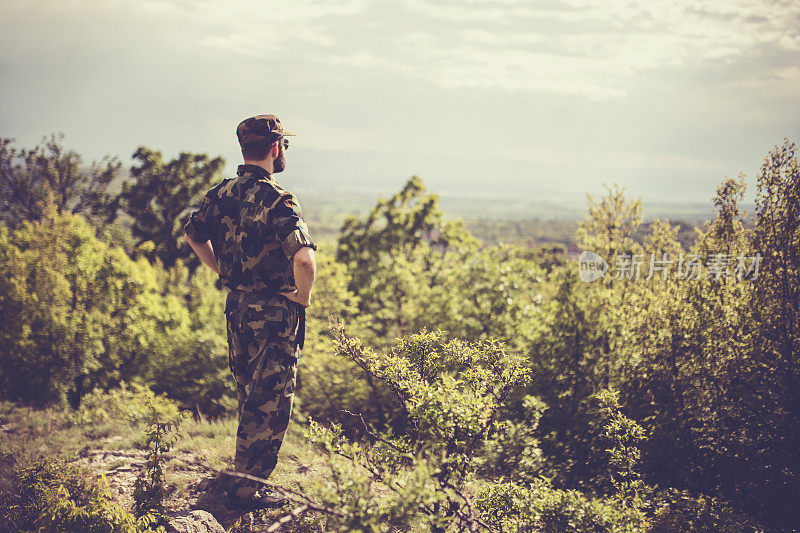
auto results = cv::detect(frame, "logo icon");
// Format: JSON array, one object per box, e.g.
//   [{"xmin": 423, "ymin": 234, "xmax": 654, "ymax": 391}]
[{"xmin": 579, "ymin": 251, "xmax": 608, "ymax": 282}]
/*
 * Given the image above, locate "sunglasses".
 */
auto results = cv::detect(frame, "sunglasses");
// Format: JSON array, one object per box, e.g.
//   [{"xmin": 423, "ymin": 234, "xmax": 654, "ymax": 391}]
[{"xmin": 280, "ymin": 137, "xmax": 289, "ymax": 150}]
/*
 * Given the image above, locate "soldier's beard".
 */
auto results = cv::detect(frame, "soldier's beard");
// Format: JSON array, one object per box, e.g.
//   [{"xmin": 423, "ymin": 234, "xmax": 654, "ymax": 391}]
[{"xmin": 273, "ymin": 148, "xmax": 286, "ymax": 173}]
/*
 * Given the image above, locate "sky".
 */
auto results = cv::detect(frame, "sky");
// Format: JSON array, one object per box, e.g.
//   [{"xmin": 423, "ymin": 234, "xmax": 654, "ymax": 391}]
[{"xmin": 1, "ymin": 0, "xmax": 799, "ymax": 211}]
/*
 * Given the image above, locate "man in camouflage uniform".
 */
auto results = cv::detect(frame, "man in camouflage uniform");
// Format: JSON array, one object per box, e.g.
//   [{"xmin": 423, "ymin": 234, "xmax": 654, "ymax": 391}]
[{"xmin": 184, "ymin": 114, "xmax": 317, "ymax": 509}]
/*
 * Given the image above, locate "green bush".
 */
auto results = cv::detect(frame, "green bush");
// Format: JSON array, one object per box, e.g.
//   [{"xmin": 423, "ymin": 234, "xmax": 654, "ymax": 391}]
[
  {"xmin": 306, "ymin": 326, "xmax": 532, "ymax": 532},
  {"xmin": 476, "ymin": 479, "xmax": 648, "ymax": 533},
  {"xmin": 1, "ymin": 456, "xmax": 160, "ymax": 532},
  {"xmin": 0, "ymin": 209, "xmax": 232, "ymax": 416},
  {"xmin": 649, "ymin": 489, "xmax": 757, "ymax": 533},
  {"xmin": 0, "ymin": 208, "xmax": 187, "ymax": 408},
  {"xmin": 68, "ymin": 381, "xmax": 181, "ymax": 427},
  {"xmin": 476, "ymin": 394, "xmax": 547, "ymax": 483},
  {"xmin": 144, "ymin": 261, "xmax": 234, "ymax": 418}
]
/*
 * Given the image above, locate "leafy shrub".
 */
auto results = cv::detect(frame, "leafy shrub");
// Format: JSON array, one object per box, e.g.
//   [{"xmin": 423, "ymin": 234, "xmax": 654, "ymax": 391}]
[
  {"xmin": 0, "ymin": 208, "xmax": 189, "ymax": 408},
  {"xmin": 0, "ymin": 208, "xmax": 232, "ymax": 416},
  {"xmin": 68, "ymin": 380, "xmax": 180, "ymax": 427},
  {"xmin": 589, "ymin": 388, "xmax": 647, "ymax": 500},
  {"xmin": 145, "ymin": 261, "xmax": 234, "ymax": 418},
  {"xmin": 649, "ymin": 489, "xmax": 759, "ymax": 533},
  {"xmin": 476, "ymin": 394, "xmax": 547, "ymax": 483},
  {"xmin": 476, "ymin": 479, "xmax": 648, "ymax": 533},
  {"xmin": 305, "ymin": 325, "xmax": 531, "ymax": 532},
  {"xmin": 1, "ymin": 456, "xmax": 160, "ymax": 532}
]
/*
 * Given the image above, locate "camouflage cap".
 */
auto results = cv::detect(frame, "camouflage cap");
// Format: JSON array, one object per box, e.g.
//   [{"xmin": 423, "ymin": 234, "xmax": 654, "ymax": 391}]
[{"xmin": 236, "ymin": 114, "xmax": 297, "ymax": 152}]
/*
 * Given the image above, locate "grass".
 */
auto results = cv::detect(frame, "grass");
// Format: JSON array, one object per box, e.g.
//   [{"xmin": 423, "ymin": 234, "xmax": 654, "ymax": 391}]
[
  {"xmin": 0, "ymin": 401, "xmax": 137, "ymax": 465},
  {"xmin": 170, "ymin": 409, "xmax": 335, "ymax": 499},
  {"xmin": 173, "ymin": 414, "xmax": 237, "ymax": 472},
  {"xmin": 1, "ymin": 388, "xmax": 454, "ymax": 533},
  {"xmin": 0, "ymin": 398, "xmax": 360, "ymax": 532}
]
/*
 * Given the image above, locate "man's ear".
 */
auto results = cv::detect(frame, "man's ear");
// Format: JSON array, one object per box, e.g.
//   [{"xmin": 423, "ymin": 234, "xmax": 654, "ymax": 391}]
[{"xmin": 270, "ymin": 142, "xmax": 279, "ymax": 158}]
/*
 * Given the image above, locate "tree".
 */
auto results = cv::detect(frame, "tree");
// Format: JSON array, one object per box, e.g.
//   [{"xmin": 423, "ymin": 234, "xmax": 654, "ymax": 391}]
[
  {"xmin": 576, "ymin": 182, "xmax": 644, "ymax": 269},
  {"xmin": 620, "ymin": 171, "xmax": 795, "ymax": 528},
  {"xmin": 749, "ymin": 139, "xmax": 800, "ymax": 526},
  {"xmin": 0, "ymin": 134, "xmax": 120, "ymax": 227},
  {"xmin": 0, "ymin": 203, "xmax": 168, "ymax": 406},
  {"xmin": 113, "ymin": 147, "xmax": 224, "ymax": 267},
  {"xmin": 530, "ymin": 184, "xmax": 647, "ymax": 486},
  {"xmin": 284, "ymin": 326, "xmax": 655, "ymax": 532},
  {"xmin": 753, "ymin": 139, "xmax": 800, "ymax": 417}
]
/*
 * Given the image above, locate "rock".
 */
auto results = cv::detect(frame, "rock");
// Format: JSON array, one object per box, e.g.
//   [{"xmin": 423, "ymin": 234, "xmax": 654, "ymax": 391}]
[{"xmin": 165, "ymin": 510, "xmax": 226, "ymax": 533}]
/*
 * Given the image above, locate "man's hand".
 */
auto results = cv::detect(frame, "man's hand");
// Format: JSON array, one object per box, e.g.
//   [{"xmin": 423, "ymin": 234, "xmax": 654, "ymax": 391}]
[{"xmin": 279, "ymin": 289, "xmax": 311, "ymax": 308}]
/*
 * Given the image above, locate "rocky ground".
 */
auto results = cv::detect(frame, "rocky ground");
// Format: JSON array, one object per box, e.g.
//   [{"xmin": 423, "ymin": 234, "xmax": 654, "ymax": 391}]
[
  {"xmin": 1, "ymin": 402, "xmax": 331, "ymax": 532},
  {"xmin": 72, "ymin": 438, "xmax": 314, "ymax": 532}
]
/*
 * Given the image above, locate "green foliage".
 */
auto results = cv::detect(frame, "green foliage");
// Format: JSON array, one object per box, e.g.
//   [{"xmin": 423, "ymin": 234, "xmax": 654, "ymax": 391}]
[
  {"xmin": 4, "ymin": 138, "xmax": 800, "ymax": 531},
  {"xmin": 616, "ymin": 172, "xmax": 787, "ymax": 526},
  {"xmin": 649, "ymin": 489, "xmax": 756, "ymax": 533},
  {"xmin": 336, "ymin": 175, "xmax": 478, "ymax": 281},
  {"xmin": 330, "ymin": 177, "xmax": 549, "ymax": 437},
  {"xmin": 0, "ymin": 206, "xmax": 179, "ymax": 407},
  {"xmin": 69, "ymin": 380, "xmax": 181, "ymax": 427},
  {"xmin": 0, "ymin": 134, "xmax": 120, "ymax": 228},
  {"xmin": 476, "ymin": 394, "xmax": 547, "ymax": 483},
  {"xmin": 433, "ymin": 243, "xmax": 548, "ymax": 352},
  {"xmin": 2, "ymin": 457, "xmax": 160, "ymax": 533},
  {"xmin": 742, "ymin": 138, "xmax": 800, "ymax": 525},
  {"xmin": 297, "ymin": 248, "xmax": 377, "ymax": 428},
  {"xmin": 308, "ymin": 419, "xmax": 440, "ymax": 532},
  {"xmin": 530, "ymin": 183, "xmax": 648, "ymax": 429},
  {"xmin": 336, "ymin": 176, "xmax": 480, "ymax": 343},
  {"xmin": 0, "ymin": 206, "xmax": 233, "ymax": 414},
  {"xmin": 306, "ymin": 326, "xmax": 531, "ymax": 531},
  {"xmin": 333, "ymin": 326, "xmax": 530, "ymax": 469},
  {"xmin": 143, "ymin": 260, "xmax": 234, "ymax": 417},
  {"xmin": 577, "ymin": 183, "xmax": 644, "ymax": 262},
  {"xmin": 476, "ymin": 479, "xmax": 648, "ymax": 533},
  {"xmin": 752, "ymin": 139, "xmax": 800, "ymax": 415},
  {"xmin": 113, "ymin": 147, "xmax": 224, "ymax": 267},
  {"xmin": 589, "ymin": 389, "xmax": 646, "ymax": 500},
  {"xmin": 132, "ymin": 397, "xmax": 186, "ymax": 526}
]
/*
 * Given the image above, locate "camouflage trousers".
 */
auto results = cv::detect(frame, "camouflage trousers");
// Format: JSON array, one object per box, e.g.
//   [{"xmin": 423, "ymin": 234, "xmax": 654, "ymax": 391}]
[{"xmin": 225, "ymin": 290, "xmax": 301, "ymax": 499}]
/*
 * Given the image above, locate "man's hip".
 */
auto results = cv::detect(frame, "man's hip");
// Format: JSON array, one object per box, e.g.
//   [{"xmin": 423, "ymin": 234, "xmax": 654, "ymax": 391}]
[{"xmin": 225, "ymin": 291, "xmax": 302, "ymax": 371}]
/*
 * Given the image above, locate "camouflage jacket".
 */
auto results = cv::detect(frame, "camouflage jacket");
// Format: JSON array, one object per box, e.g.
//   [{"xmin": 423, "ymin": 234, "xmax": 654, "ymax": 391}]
[{"xmin": 184, "ymin": 164, "xmax": 317, "ymax": 295}]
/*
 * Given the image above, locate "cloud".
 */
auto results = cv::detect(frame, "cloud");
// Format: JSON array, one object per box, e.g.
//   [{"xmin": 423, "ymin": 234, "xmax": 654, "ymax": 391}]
[
  {"xmin": 397, "ymin": 0, "xmax": 800, "ymax": 96},
  {"xmin": 0, "ymin": 0, "xmax": 797, "ymax": 204},
  {"xmin": 5, "ymin": 0, "xmax": 797, "ymax": 101},
  {"xmin": 80, "ymin": 0, "xmax": 794, "ymax": 100},
  {"xmin": 216, "ymin": 0, "xmax": 796, "ymax": 99}
]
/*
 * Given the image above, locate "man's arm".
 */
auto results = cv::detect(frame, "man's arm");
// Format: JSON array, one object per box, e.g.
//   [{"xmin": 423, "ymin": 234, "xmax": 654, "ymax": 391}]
[
  {"xmin": 185, "ymin": 232, "xmax": 219, "ymax": 274},
  {"xmin": 272, "ymin": 192, "xmax": 318, "ymax": 307},
  {"xmin": 280, "ymin": 246, "xmax": 316, "ymax": 307}
]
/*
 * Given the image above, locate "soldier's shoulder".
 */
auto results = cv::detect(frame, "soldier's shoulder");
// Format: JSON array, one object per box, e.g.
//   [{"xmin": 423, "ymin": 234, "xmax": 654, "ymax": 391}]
[
  {"xmin": 205, "ymin": 178, "xmax": 233, "ymax": 199},
  {"xmin": 250, "ymin": 178, "xmax": 295, "ymax": 209}
]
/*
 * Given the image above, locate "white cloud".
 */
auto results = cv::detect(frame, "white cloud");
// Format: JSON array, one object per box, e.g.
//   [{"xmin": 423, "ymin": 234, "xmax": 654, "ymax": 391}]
[
  {"xmin": 90, "ymin": 0, "xmax": 797, "ymax": 100},
  {"xmin": 363, "ymin": 0, "xmax": 800, "ymax": 97},
  {"xmin": 1, "ymin": 0, "xmax": 797, "ymax": 204}
]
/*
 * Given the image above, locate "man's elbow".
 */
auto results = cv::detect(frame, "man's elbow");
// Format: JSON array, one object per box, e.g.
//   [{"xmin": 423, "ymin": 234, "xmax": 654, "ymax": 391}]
[
  {"xmin": 294, "ymin": 247, "xmax": 316, "ymax": 270},
  {"xmin": 296, "ymin": 257, "xmax": 316, "ymax": 271}
]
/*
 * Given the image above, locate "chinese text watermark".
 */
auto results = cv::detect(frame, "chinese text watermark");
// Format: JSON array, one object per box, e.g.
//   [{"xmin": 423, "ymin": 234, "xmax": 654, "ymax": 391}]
[{"xmin": 578, "ymin": 251, "xmax": 761, "ymax": 282}]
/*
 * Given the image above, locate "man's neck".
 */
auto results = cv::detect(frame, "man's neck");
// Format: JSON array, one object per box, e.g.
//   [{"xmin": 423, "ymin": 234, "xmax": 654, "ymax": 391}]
[{"xmin": 242, "ymin": 160, "xmax": 273, "ymax": 174}]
